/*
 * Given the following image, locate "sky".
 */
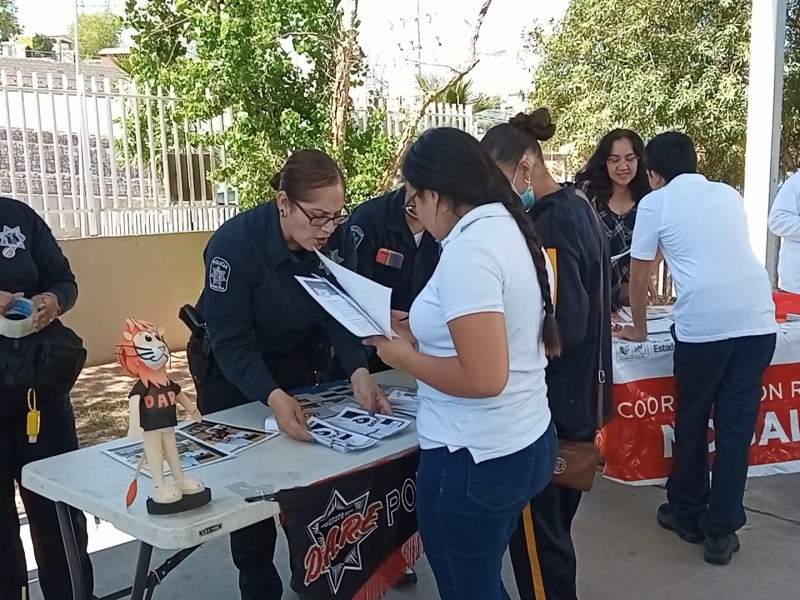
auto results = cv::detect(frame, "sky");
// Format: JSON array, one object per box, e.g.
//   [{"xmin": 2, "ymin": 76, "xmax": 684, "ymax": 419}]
[{"xmin": 17, "ymin": 0, "xmax": 570, "ymax": 97}]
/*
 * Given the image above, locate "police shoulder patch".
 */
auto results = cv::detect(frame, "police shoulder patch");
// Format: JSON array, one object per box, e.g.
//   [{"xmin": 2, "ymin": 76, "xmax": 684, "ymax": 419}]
[
  {"xmin": 209, "ymin": 256, "xmax": 230, "ymax": 292},
  {"xmin": 350, "ymin": 225, "xmax": 365, "ymax": 249}
]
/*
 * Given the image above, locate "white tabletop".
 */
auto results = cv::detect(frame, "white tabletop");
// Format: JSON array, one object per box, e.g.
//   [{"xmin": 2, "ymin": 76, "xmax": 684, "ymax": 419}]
[{"xmin": 21, "ymin": 371, "xmax": 419, "ymax": 550}]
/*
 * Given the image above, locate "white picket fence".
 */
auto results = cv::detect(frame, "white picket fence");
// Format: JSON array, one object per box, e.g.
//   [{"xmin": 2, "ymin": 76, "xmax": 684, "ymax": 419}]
[{"xmin": 0, "ymin": 68, "xmax": 477, "ymax": 239}]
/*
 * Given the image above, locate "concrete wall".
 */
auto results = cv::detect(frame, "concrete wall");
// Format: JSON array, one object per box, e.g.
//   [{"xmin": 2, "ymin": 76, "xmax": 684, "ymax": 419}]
[{"xmin": 59, "ymin": 231, "xmax": 212, "ymax": 366}]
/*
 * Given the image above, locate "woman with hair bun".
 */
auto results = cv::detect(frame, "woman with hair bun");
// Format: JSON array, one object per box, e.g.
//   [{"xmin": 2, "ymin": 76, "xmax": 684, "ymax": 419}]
[
  {"xmin": 190, "ymin": 149, "xmax": 388, "ymax": 600},
  {"xmin": 482, "ymin": 109, "xmax": 612, "ymax": 600}
]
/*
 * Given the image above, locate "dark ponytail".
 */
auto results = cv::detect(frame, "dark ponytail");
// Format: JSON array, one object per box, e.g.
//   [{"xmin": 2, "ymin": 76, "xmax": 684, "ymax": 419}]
[{"xmin": 402, "ymin": 127, "xmax": 562, "ymax": 358}]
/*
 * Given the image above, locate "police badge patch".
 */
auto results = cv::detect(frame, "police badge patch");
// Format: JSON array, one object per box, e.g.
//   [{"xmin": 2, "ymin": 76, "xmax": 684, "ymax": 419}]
[
  {"xmin": 209, "ymin": 257, "xmax": 230, "ymax": 292},
  {"xmin": 0, "ymin": 225, "xmax": 26, "ymax": 259},
  {"xmin": 350, "ymin": 225, "xmax": 365, "ymax": 250}
]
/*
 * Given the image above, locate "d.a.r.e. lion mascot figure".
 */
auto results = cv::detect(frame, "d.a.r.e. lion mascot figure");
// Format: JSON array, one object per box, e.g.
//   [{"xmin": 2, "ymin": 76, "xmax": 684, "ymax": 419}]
[{"xmin": 117, "ymin": 317, "xmax": 211, "ymax": 514}]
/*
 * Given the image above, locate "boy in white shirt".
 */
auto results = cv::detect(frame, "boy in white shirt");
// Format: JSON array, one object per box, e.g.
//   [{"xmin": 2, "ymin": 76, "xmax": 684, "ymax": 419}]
[{"xmin": 620, "ymin": 132, "xmax": 777, "ymax": 566}]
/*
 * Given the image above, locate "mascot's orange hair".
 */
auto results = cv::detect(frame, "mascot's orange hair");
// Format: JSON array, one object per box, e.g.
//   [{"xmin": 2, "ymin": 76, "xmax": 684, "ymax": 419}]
[{"xmin": 116, "ymin": 317, "xmax": 170, "ymax": 387}]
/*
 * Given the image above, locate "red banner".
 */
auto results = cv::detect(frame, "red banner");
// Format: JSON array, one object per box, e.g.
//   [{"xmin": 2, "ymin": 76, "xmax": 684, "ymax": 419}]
[{"xmin": 604, "ymin": 333, "xmax": 800, "ymax": 484}]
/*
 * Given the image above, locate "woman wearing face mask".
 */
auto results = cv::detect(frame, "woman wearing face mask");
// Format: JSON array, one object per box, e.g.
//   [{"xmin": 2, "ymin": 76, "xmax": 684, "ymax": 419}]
[
  {"xmin": 575, "ymin": 129, "xmax": 652, "ymax": 309},
  {"xmin": 481, "ymin": 110, "xmax": 612, "ymax": 600},
  {"xmin": 365, "ymin": 127, "xmax": 559, "ymax": 600}
]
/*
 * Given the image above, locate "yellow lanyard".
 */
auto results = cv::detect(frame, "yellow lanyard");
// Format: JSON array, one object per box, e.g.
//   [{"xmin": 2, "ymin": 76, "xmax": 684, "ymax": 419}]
[{"xmin": 27, "ymin": 388, "xmax": 40, "ymax": 444}]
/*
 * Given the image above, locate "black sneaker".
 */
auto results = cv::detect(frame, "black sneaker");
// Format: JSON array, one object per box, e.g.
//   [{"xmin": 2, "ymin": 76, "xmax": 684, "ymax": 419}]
[
  {"xmin": 395, "ymin": 567, "xmax": 418, "ymax": 587},
  {"xmin": 704, "ymin": 533, "xmax": 740, "ymax": 566},
  {"xmin": 657, "ymin": 503, "xmax": 705, "ymax": 544}
]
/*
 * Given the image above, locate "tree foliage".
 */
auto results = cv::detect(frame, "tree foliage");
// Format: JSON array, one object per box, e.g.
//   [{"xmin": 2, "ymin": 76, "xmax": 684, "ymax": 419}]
[
  {"xmin": 0, "ymin": 0, "xmax": 19, "ymax": 42},
  {"xmin": 123, "ymin": 0, "xmax": 392, "ymax": 208},
  {"xmin": 528, "ymin": 0, "xmax": 762, "ymax": 187},
  {"xmin": 30, "ymin": 34, "xmax": 54, "ymax": 57},
  {"xmin": 70, "ymin": 10, "xmax": 123, "ymax": 59},
  {"xmin": 416, "ymin": 74, "xmax": 500, "ymax": 114}
]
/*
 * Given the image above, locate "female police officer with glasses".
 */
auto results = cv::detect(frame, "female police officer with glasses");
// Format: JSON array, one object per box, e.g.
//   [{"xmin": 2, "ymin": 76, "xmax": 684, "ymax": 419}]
[{"xmin": 190, "ymin": 149, "xmax": 388, "ymax": 600}]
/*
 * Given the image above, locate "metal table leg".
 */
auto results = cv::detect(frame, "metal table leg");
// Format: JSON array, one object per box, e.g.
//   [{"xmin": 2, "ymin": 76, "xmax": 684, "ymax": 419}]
[
  {"xmin": 130, "ymin": 542, "xmax": 154, "ymax": 600},
  {"xmin": 55, "ymin": 501, "xmax": 87, "ymax": 600}
]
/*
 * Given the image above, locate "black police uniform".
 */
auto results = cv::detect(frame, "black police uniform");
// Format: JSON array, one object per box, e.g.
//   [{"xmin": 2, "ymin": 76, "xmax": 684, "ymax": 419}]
[
  {"xmin": 191, "ymin": 200, "xmax": 368, "ymax": 600},
  {"xmin": 508, "ymin": 185, "xmax": 612, "ymax": 600},
  {"xmin": 348, "ymin": 188, "xmax": 439, "ymax": 371},
  {"xmin": 0, "ymin": 197, "xmax": 94, "ymax": 600}
]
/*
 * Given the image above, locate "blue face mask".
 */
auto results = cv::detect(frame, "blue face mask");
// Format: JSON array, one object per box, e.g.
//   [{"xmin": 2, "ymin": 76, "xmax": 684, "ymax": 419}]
[{"xmin": 519, "ymin": 186, "xmax": 535, "ymax": 210}]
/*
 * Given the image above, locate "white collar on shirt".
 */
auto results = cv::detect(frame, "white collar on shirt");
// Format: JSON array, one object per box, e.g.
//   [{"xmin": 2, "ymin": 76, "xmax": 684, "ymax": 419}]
[{"xmin": 441, "ymin": 202, "xmax": 510, "ymax": 249}]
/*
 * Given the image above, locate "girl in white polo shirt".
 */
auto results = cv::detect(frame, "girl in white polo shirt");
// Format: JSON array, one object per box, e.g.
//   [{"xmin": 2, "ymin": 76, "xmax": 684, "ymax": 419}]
[{"xmin": 366, "ymin": 128, "xmax": 559, "ymax": 600}]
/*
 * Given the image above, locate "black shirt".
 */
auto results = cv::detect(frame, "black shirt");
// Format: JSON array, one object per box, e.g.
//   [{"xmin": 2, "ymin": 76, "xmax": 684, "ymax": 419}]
[
  {"xmin": 195, "ymin": 201, "xmax": 368, "ymax": 403},
  {"xmin": 348, "ymin": 188, "xmax": 439, "ymax": 312},
  {"xmin": 529, "ymin": 185, "xmax": 613, "ymax": 441},
  {"xmin": 0, "ymin": 197, "xmax": 77, "ymax": 312},
  {"xmin": 131, "ymin": 379, "xmax": 181, "ymax": 431}
]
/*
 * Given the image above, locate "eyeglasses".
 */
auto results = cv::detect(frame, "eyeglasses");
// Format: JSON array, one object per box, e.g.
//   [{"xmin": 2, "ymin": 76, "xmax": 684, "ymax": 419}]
[
  {"xmin": 607, "ymin": 154, "xmax": 639, "ymax": 165},
  {"xmin": 404, "ymin": 191, "xmax": 419, "ymax": 218},
  {"xmin": 289, "ymin": 196, "xmax": 350, "ymax": 227}
]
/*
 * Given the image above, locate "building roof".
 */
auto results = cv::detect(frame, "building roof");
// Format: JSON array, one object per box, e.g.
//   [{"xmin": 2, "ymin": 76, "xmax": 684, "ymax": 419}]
[{"xmin": 0, "ymin": 56, "xmax": 126, "ymax": 90}]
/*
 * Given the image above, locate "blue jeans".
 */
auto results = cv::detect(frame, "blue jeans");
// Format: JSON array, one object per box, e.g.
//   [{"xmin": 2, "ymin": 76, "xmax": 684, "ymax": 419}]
[{"xmin": 417, "ymin": 422, "xmax": 557, "ymax": 600}]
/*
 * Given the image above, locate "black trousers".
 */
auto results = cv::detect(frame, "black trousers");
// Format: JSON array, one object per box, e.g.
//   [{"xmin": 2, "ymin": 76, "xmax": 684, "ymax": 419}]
[
  {"xmin": 0, "ymin": 389, "xmax": 94, "ymax": 600},
  {"xmin": 196, "ymin": 367, "xmax": 295, "ymax": 600},
  {"xmin": 509, "ymin": 482, "xmax": 582, "ymax": 600},
  {"xmin": 668, "ymin": 332, "xmax": 777, "ymax": 537}
]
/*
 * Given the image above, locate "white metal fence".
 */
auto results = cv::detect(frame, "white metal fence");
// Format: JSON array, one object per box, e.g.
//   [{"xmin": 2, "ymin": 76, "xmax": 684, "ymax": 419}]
[{"xmin": 0, "ymin": 69, "xmax": 479, "ymax": 239}]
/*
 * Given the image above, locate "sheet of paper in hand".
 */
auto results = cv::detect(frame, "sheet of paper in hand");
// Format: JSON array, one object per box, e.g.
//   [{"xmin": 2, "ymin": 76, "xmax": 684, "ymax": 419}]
[
  {"xmin": 307, "ymin": 417, "xmax": 377, "ymax": 453},
  {"xmin": 264, "ymin": 384, "xmax": 358, "ymax": 433},
  {"xmin": 326, "ymin": 407, "xmax": 412, "ymax": 440},
  {"xmin": 296, "ymin": 275, "xmax": 387, "ymax": 338}
]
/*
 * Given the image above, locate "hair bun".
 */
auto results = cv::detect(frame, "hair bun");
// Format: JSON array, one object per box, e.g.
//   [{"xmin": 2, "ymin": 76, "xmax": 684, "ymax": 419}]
[
  {"xmin": 269, "ymin": 169, "xmax": 282, "ymax": 191},
  {"xmin": 509, "ymin": 108, "xmax": 556, "ymax": 142}
]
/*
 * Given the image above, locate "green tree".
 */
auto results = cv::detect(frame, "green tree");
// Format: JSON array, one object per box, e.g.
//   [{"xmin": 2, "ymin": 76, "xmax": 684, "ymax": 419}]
[
  {"xmin": 30, "ymin": 34, "xmax": 54, "ymax": 57},
  {"xmin": 416, "ymin": 74, "xmax": 500, "ymax": 114},
  {"xmin": 781, "ymin": 1, "xmax": 800, "ymax": 174},
  {"xmin": 70, "ymin": 10, "xmax": 123, "ymax": 59},
  {"xmin": 123, "ymin": 0, "xmax": 392, "ymax": 208},
  {"xmin": 528, "ymin": 0, "xmax": 756, "ymax": 187},
  {"xmin": 0, "ymin": 0, "xmax": 20, "ymax": 42}
]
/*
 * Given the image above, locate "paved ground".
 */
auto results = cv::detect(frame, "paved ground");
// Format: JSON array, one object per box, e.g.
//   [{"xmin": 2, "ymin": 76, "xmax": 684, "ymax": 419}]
[{"xmin": 24, "ymin": 473, "xmax": 800, "ymax": 599}]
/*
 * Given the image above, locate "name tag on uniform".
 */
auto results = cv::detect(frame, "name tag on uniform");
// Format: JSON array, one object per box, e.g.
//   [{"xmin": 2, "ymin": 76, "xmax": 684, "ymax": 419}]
[{"xmin": 376, "ymin": 248, "xmax": 404, "ymax": 269}]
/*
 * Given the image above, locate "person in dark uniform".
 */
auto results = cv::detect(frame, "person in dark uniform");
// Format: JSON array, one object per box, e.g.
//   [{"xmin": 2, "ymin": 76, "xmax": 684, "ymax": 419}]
[
  {"xmin": 348, "ymin": 189, "xmax": 439, "ymax": 585},
  {"xmin": 349, "ymin": 187, "xmax": 439, "ymax": 373},
  {"xmin": 0, "ymin": 197, "xmax": 94, "ymax": 600},
  {"xmin": 482, "ymin": 110, "xmax": 612, "ymax": 600},
  {"xmin": 189, "ymin": 150, "xmax": 388, "ymax": 600}
]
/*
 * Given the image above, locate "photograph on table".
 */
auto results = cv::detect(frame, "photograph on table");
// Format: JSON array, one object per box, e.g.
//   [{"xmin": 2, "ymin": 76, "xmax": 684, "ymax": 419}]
[
  {"xmin": 326, "ymin": 406, "xmax": 412, "ymax": 439},
  {"xmin": 103, "ymin": 432, "xmax": 233, "ymax": 478},
  {"xmin": 307, "ymin": 417, "xmax": 377, "ymax": 453},
  {"xmin": 178, "ymin": 420, "xmax": 278, "ymax": 454}
]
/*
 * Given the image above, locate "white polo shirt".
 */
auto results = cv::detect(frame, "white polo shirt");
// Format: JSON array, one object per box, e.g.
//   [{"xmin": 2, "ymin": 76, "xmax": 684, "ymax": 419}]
[
  {"xmin": 408, "ymin": 202, "xmax": 553, "ymax": 463},
  {"xmin": 768, "ymin": 171, "xmax": 800, "ymax": 294},
  {"xmin": 631, "ymin": 173, "xmax": 776, "ymax": 343}
]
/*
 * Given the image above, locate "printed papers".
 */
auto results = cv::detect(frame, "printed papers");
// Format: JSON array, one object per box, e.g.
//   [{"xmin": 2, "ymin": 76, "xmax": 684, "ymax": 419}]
[
  {"xmin": 307, "ymin": 417, "xmax": 377, "ymax": 453},
  {"xmin": 102, "ymin": 432, "xmax": 233, "ymax": 478},
  {"xmin": 386, "ymin": 388, "xmax": 421, "ymax": 419},
  {"xmin": 315, "ymin": 250, "xmax": 393, "ymax": 337},
  {"xmin": 326, "ymin": 407, "xmax": 412, "ymax": 440},
  {"xmin": 296, "ymin": 275, "xmax": 385, "ymax": 338},
  {"xmin": 178, "ymin": 420, "xmax": 278, "ymax": 454}
]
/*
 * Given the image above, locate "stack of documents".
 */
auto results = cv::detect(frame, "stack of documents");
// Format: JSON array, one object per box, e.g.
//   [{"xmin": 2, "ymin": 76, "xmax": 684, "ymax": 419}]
[
  {"xmin": 326, "ymin": 406, "xmax": 411, "ymax": 440},
  {"xmin": 387, "ymin": 389, "xmax": 421, "ymax": 419},
  {"xmin": 307, "ymin": 417, "xmax": 377, "ymax": 453}
]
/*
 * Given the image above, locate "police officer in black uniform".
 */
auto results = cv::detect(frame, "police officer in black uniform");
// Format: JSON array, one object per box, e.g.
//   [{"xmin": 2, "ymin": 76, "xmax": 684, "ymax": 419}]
[
  {"xmin": 0, "ymin": 197, "xmax": 94, "ymax": 600},
  {"xmin": 348, "ymin": 187, "xmax": 439, "ymax": 373},
  {"xmin": 188, "ymin": 150, "xmax": 388, "ymax": 600}
]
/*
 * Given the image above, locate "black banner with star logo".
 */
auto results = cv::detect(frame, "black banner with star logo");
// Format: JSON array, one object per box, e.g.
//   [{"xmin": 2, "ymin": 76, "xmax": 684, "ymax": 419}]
[{"xmin": 277, "ymin": 450, "xmax": 421, "ymax": 600}]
